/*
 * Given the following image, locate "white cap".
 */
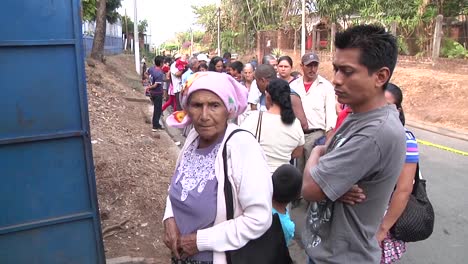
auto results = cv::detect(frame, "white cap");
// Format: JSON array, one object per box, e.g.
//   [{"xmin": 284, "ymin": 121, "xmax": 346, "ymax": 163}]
[{"xmin": 197, "ymin": 53, "xmax": 210, "ymax": 63}]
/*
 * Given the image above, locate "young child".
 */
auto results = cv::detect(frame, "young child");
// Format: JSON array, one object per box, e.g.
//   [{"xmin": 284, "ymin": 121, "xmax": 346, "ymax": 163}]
[
  {"xmin": 175, "ymin": 54, "xmax": 188, "ymax": 73},
  {"xmin": 272, "ymin": 164, "xmax": 302, "ymax": 246}
]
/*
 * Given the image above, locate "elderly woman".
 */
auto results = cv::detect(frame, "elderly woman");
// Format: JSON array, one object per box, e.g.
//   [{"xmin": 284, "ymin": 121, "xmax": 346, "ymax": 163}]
[{"xmin": 163, "ymin": 72, "xmax": 273, "ymax": 264}]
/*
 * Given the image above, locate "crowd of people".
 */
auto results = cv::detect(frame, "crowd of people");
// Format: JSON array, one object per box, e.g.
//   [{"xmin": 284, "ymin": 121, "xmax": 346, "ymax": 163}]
[{"xmin": 143, "ymin": 24, "xmax": 421, "ymax": 264}]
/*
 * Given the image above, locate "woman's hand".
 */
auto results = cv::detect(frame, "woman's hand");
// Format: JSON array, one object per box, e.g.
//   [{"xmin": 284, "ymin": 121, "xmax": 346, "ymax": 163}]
[
  {"xmin": 163, "ymin": 217, "xmax": 181, "ymax": 259},
  {"xmin": 376, "ymin": 227, "xmax": 388, "ymax": 245},
  {"xmin": 179, "ymin": 233, "xmax": 199, "ymax": 258},
  {"xmin": 339, "ymin": 185, "xmax": 366, "ymax": 205}
]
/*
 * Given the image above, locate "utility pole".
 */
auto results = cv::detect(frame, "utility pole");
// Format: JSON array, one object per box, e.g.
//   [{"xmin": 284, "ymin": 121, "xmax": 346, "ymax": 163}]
[
  {"xmin": 190, "ymin": 27, "xmax": 194, "ymax": 56},
  {"xmin": 217, "ymin": 6, "xmax": 221, "ymax": 56},
  {"xmin": 124, "ymin": 9, "xmax": 128, "ymax": 51},
  {"xmin": 301, "ymin": 0, "xmax": 306, "ymax": 56},
  {"xmin": 134, "ymin": 0, "xmax": 140, "ymax": 75}
]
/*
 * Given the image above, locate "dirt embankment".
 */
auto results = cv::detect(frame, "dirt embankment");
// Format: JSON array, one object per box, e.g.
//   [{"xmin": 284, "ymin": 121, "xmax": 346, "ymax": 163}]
[{"xmin": 86, "ymin": 54, "xmax": 175, "ymax": 262}]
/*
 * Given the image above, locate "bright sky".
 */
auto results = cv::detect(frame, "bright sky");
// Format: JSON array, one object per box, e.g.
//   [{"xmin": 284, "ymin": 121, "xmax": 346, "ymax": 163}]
[{"xmin": 119, "ymin": 0, "xmax": 218, "ymax": 46}]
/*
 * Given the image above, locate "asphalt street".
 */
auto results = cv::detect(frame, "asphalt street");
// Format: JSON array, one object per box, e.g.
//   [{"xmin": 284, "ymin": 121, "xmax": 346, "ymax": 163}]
[{"xmin": 401, "ymin": 126, "xmax": 468, "ymax": 264}]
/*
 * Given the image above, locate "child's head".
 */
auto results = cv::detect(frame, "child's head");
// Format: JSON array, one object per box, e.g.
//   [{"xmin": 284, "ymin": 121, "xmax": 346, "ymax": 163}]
[{"xmin": 272, "ymin": 164, "xmax": 302, "ymax": 204}]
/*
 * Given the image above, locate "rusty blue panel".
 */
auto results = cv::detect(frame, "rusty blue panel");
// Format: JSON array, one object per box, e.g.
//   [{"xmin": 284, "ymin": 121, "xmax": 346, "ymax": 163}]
[
  {"xmin": 0, "ymin": 0, "xmax": 105, "ymax": 263},
  {"xmin": 0, "ymin": 219, "xmax": 99, "ymax": 264}
]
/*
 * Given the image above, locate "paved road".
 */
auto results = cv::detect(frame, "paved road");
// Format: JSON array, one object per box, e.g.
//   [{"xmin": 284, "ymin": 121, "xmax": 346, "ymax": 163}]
[
  {"xmin": 401, "ymin": 126, "xmax": 468, "ymax": 264},
  {"xmin": 289, "ymin": 126, "xmax": 468, "ymax": 264}
]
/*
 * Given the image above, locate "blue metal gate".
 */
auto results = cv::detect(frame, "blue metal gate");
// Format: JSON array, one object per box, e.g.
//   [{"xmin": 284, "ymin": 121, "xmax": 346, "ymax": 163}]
[{"xmin": 0, "ymin": 1, "xmax": 105, "ymax": 263}]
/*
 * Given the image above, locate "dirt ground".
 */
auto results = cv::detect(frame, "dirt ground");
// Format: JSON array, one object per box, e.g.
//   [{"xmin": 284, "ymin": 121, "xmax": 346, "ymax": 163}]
[
  {"xmin": 86, "ymin": 53, "xmax": 467, "ymax": 262},
  {"xmin": 86, "ymin": 55, "xmax": 174, "ymax": 262}
]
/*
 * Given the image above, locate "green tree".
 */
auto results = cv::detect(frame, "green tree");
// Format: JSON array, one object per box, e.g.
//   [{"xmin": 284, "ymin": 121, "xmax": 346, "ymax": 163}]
[{"xmin": 82, "ymin": 0, "xmax": 122, "ymax": 23}]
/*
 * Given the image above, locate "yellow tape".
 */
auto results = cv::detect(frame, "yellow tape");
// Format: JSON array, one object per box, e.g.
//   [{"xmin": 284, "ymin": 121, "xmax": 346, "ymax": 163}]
[{"xmin": 416, "ymin": 139, "xmax": 468, "ymax": 156}]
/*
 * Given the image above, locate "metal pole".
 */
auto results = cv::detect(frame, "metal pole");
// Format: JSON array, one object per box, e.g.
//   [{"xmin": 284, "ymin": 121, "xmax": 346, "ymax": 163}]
[
  {"xmin": 134, "ymin": 0, "xmax": 140, "ymax": 75},
  {"xmin": 217, "ymin": 7, "xmax": 221, "ymax": 56},
  {"xmin": 301, "ymin": 0, "xmax": 306, "ymax": 56},
  {"xmin": 190, "ymin": 27, "xmax": 194, "ymax": 56}
]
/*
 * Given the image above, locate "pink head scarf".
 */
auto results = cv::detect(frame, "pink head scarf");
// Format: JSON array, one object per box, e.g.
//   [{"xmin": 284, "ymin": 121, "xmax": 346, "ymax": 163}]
[{"xmin": 166, "ymin": 72, "xmax": 248, "ymax": 128}]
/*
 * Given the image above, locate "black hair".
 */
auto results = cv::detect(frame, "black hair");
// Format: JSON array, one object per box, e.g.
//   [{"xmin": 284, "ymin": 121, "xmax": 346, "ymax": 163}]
[
  {"xmin": 266, "ymin": 78, "xmax": 296, "ymax": 125},
  {"xmin": 223, "ymin": 52, "xmax": 231, "ymax": 60},
  {"xmin": 163, "ymin": 56, "xmax": 172, "ymax": 65},
  {"xmin": 272, "ymin": 164, "xmax": 302, "ymax": 204},
  {"xmin": 386, "ymin": 83, "xmax": 406, "ymax": 125},
  {"xmin": 208, "ymin": 56, "xmax": 223, "ymax": 72},
  {"xmin": 154, "ymin": 56, "xmax": 163, "ymax": 67},
  {"xmin": 198, "ymin": 63, "xmax": 208, "ymax": 71},
  {"xmin": 230, "ymin": 61, "xmax": 244, "ymax": 74},
  {"xmin": 278, "ymin": 56, "xmax": 293, "ymax": 67},
  {"xmin": 335, "ymin": 24, "xmax": 398, "ymax": 87},
  {"xmin": 255, "ymin": 64, "xmax": 276, "ymax": 80},
  {"xmin": 262, "ymin": 54, "xmax": 276, "ymax": 65}
]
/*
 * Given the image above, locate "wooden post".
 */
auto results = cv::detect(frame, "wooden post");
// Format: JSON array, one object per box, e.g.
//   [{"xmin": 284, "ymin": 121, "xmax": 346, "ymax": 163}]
[
  {"xmin": 330, "ymin": 23, "xmax": 336, "ymax": 54},
  {"xmin": 311, "ymin": 25, "xmax": 317, "ymax": 52},
  {"xmin": 256, "ymin": 31, "xmax": 262, "ymax": 64},
  {"xmin": 277, "ymin": 29, "xmax": 282, "ymax": 50},
  {"xmin": 432, "ymin": 14, "xmax": 444, "ymax": 60},
  {"xmin": 390, "ymin": 21, "xmax": 397, "ymax": 36}
]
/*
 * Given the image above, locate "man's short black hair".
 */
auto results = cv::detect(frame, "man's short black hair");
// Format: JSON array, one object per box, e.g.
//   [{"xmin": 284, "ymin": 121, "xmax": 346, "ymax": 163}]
[
  {"xmin": 230, "ymin": 61, "xmax": 243, "ymax": 74},
  {"xmin": 223, "ymin": 52, "xmax": 231, "ymax": 59},
  {"xmin": 255, "ymin": 64, "xmax": 276, "ymax": 80},
  {"xmin": 335, "ymin": 25, "xmax": 398, "ymax": 79},
  {"xmin": 154, "ymin": 56, "xmax": 163, "ymax": 67}
]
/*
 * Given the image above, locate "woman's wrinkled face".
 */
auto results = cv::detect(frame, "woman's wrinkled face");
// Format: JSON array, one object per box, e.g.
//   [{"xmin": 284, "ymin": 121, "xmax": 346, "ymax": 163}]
[
  {"xmin": 187, "ymin": 90, "xmax": 229, "ymax": 147},
  {"xmin": 243, "ymin": 66, "xmax": 255, "ymax": 82}
]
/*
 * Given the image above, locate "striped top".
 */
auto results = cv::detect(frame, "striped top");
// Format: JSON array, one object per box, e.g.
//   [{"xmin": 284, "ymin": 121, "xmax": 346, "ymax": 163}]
[{"xmin": 405, "ymin": 130, "xmax": 419, "ymax": 163}]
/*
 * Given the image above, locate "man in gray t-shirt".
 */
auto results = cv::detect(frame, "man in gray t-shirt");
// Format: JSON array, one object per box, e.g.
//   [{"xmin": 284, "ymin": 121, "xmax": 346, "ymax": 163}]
[{"xmin": 301, "ymin": 25, "xmax": 406, "ymax": 263}]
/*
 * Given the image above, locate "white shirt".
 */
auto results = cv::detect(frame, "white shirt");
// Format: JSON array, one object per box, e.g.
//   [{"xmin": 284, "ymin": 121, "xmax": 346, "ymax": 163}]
[
  {"xmin": 289, "ymin": 75, "xmax": 337, "ymax": 132},
  {"xmin": 247, "ymin": 80, "xmax": 267, "ymax": 112},
  {"xmin": 170, "ymin": 62, "xmax": 183, "ymax": 93},
  {"xmin": 241, "ymin": 111, "xmax": 305, "ymax": 173}
]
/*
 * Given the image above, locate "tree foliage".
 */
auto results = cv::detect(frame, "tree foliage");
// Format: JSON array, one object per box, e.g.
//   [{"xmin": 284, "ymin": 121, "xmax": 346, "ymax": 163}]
[
  {"xmin": 190, "ymin": 0, "xmax": 466, "ymax": 54},
  {"xmin": 82, "ymin": 0, "xmax": 122, "ymax": 23}
]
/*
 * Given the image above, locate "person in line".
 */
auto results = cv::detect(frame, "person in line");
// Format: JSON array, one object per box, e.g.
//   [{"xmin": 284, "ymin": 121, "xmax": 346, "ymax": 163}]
[
  {"xmin": 277, "ymin": 56, "xmax": 308, "ymax": 131},
  {"xmin": 197, "ymin": 53, "xmax": 210, "ymax": 67},
  {"xmin": 146, "ymin": 56, "xmax": 165, "ymax": 131},
  {"xmin": 340, "ymin": 83, "xmax": 418, "ymax": 264},
  {"xmin": 229, "ymin": 61, "xmax": 244, "ymax": 82},
  {"xmin": 241, "ymin": 78, "xmax": 304, "ymax": 173},
  {"xmin": 182, "ymin": 57, "xmax": 200, "ymax": 87},
  {"xmin": 289, "ymin": 52, "xmax": 337, "ymax": 172},
  {"xmin": 271, "ymin": 164, "xmax": 303, "ymax": 246},
  {"xmin": 170, "ymin": 54, "xmax": 185, "ymax": 112},
  {"xmin": 222, "ymin": 52, "xmax": 232, "ymax": 65},
  {"xmin": 241, "ymin": 63, "xmax": 255, "ymax": 92},
  {"xmin": 208, "ymin": 56, "xmax": 224, "ymax": 73},
  {"xmin": 301, "ymin": 24, "xmax": 406, "ymax": 264},
  {"xmin": 198, "ymin": 63, "xmax": 208, "ymax": 72},
  {"xmin": 248, "ymin": 64, "xmax": 276, "ymax": 111},
  {"xmin": 163, "ymin": 72, "xmax": 273, "ymax": 264},
  {"xmin": 277, "ymin": 56, "xmax": 297, "ymax": 84}
]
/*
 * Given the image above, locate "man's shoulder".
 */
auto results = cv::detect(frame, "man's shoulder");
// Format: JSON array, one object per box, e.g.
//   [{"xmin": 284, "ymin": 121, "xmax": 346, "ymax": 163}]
[{"xmin": 317, "ymin": 75, "xmax": 333, "ymax": 88}]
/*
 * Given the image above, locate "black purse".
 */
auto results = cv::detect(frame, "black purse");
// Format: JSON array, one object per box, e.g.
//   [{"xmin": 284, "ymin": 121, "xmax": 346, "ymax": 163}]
[
  {"xmin": 222, "ymin": 129, "xmax": 292, "ymax": 264},
  {"xmin": 390, "ymin": 163, "xmax": 435, "ymax": 242}
]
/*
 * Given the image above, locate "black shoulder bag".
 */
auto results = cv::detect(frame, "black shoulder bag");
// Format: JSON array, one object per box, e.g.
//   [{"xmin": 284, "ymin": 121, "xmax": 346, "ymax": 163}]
[
  {"xmin": 390, "ymin": 163, "xmax": 435, "ymax": 242},
  {"xmin": 222, "ymin": 129, "xmax": 292, "ymax": 264}
]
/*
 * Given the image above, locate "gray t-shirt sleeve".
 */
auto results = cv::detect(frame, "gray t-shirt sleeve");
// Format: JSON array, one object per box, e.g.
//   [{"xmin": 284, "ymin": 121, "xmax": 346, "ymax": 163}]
[{"xmin": 311, "ymin": 135, "xmax": 381, "ymax": 201}]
